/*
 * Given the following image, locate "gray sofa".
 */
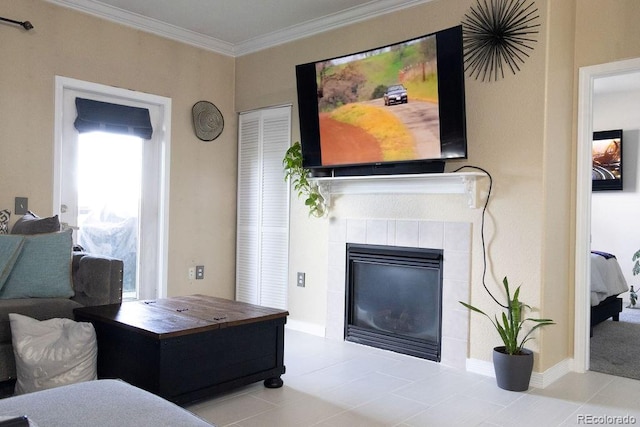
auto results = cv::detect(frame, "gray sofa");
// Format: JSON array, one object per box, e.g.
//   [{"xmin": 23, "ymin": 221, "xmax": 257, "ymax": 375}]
[
  {"xmin": 0, "ymin": 251, "xmax": 123, "ymax": 384},
  {"xmin": 0, "ymin": 379, "xmax": 214, "ymax": 426}
]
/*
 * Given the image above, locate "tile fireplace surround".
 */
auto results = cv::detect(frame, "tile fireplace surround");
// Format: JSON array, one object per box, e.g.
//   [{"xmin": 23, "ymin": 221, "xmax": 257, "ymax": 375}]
[{"xmin": 325, "ymin": 218, "xmax": 471, "ymax": 370}]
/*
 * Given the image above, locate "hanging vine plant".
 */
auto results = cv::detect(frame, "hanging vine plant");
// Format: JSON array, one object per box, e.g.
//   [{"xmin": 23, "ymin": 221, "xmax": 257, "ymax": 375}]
[
  {"xmin": 462, "ymin": 0, "xmax": 541, "ymax": 82},
  {"xmin": 283, "ymin": 142, "xmax": 327, "ymax": 218}
]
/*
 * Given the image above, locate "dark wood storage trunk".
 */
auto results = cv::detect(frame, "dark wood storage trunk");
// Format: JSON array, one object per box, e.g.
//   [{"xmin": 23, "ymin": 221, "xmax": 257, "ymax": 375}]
[{"xmin": 74, "ymin": 295, "xmax": 288, "ymax": 405}]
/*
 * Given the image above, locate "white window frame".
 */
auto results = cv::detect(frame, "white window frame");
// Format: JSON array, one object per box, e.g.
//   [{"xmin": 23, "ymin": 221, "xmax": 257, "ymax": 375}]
[{"xmin": 53, "ymin": 76, "xmax": 171, "ymax": 299}]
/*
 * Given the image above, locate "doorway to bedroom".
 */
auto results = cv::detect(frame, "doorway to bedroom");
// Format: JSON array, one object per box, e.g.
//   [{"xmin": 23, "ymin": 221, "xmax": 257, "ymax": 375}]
[
  {"xmin": 589, "ymin": 70, "xmax": 640, "ymax": 380},
  {"xmin": 577, "ymin": 59, "xmax": 640, "ymax": 379}
]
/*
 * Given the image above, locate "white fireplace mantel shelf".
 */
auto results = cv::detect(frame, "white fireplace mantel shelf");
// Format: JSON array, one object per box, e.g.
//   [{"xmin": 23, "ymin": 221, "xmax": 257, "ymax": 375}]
[{"xmin": 311, "ymin": 172, "xmax": 488, "ymax": 208}]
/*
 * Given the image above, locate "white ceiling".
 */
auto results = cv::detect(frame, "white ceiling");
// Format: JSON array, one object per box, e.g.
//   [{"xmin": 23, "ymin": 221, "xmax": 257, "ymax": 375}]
[{"xmin": 45, "ymin": 0, "xmax": 433, "ymax": 56}]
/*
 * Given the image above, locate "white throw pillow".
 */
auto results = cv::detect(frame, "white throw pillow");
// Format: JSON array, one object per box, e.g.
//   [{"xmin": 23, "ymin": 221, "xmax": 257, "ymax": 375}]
[{"xmin": 9, "ymin": 313, "xmax": 97, "ymax": 395}]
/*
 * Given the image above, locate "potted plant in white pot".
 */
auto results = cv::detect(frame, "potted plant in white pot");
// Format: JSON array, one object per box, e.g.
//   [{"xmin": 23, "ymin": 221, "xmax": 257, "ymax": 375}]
[
  {"xmin": 283, "ymin": 141, "xmax": 327, "ymax": 217},
  {"xmin": 460, "ymin": 276, "xmax": 554, "ymax": 391}
]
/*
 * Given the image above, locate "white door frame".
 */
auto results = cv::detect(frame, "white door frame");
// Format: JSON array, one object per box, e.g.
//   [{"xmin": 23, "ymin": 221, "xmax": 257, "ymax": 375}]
[
  {"xmin": 53, "ymin": 76, "xmax": 171, "ymax": 299},
  {"xmin": 574, "ymin": 57, "xmax": 640, "ymax": 372}
]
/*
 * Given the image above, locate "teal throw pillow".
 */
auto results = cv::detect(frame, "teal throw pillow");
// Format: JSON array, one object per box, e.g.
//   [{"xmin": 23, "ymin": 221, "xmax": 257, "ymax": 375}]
[
  {"xmin": 0, "ymin": 229, "xmax": 74, "ymax": 299},
  {"xmin": 0, "ymin": 235, "xmax": 25, "ymax": 290}
]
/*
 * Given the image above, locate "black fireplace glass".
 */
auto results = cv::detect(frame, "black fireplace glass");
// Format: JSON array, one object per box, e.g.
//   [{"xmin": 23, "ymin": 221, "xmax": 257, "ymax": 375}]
[{"xmin": 351, "ymin": 261, "xmax": 440, "ymax": 341}]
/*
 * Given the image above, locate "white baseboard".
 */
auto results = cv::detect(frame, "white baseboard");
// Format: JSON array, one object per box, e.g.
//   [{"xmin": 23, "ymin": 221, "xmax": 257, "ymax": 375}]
[
  {"xmin": 466, "ymin": 358, "xmax": 494, "ymax": 378},
  {"xmin": 285, "ymin": 319, "xmax": 326, "ymax": 337},
  {"xmin": 531, "ymin": 358, "xmax": 573, "ymax": 388},
  {"xmin": 466, "ymin": 357, "xmax": 573, "ymax": 389}
]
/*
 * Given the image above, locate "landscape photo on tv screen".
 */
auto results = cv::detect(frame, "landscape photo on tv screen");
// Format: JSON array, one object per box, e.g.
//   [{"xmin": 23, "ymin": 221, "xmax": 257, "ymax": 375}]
[
  {"xmin": 591, "ymin": 132, "xmax": 622, "ymax": 189},
  {"xmin": 315, "ymin": 33, "xmax": 440, "ymax": 166}
]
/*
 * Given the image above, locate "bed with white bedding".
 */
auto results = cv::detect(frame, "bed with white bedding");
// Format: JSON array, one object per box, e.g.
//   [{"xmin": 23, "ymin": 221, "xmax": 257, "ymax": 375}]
[{"xmin": 590, "ymin": 251, "xmax": 629, "ymax": 333}]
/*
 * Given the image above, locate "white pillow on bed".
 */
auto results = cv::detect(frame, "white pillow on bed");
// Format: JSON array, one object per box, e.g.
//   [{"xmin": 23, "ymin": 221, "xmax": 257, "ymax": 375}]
[{"xmin": 9, "ymin": 313, "xmax": 97, "ymax": 395}]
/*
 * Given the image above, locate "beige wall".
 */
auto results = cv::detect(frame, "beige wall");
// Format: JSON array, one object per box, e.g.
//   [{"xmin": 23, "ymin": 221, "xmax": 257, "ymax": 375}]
[
  {"xmin": 0, "ymin": 0, "xmax": 238, "ymax": 299},
  {"xmin": 575, "ymin": 0, "xmax": 640, "ymax": 69},
  {"xmin": 539, "ymin": 0, "xmax": 576, "ymax": 372}
]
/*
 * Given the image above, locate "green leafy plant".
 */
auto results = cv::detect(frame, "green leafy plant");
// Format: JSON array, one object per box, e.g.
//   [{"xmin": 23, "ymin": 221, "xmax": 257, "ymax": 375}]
[
  {"xmin": 633, "ymin": 249, "xmax": 640, "ymax": 277},
  {"xmin": 283, "ymin": 141, "xmax": 327, "ymax": 217},
  {"xmin": 459, "ymin": 276, "xmax": 554, "ymax": 355}
]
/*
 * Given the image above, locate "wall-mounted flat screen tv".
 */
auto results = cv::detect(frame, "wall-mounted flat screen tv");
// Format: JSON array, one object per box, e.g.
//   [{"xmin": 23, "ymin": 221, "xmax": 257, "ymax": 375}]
[
  {"xmin": 592, "ymin": 129, "xmax": 623, "ymax": 191},
  {"xmin": 295, "ymin": 25, "xmax": 467, "ymax": 177}
]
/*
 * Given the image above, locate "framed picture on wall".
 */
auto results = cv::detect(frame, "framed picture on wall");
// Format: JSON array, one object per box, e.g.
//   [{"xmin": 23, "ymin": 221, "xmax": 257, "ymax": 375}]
[{"xmin": 592, "ymin": 129, "xmax": 623, "ymax": 191}]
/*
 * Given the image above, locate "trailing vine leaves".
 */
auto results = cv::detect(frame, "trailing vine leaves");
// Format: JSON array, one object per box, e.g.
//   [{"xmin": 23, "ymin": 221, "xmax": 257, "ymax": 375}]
[{"xmin": 283, "ymin": 142, "xmax": 327, "ymax": 217}]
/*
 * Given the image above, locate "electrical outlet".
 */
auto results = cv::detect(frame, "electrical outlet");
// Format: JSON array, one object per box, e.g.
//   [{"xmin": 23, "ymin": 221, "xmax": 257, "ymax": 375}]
[
  {"xmin": 188, "ymin": 267, "xmax": 195, "ymax": 280},
  {"xmin": 196, "ymin": 265, "xmax": 204, "ymax": 280},
  {"xmin": 297, "ymin": 272, "xmax": 305, "ymax": 287}
]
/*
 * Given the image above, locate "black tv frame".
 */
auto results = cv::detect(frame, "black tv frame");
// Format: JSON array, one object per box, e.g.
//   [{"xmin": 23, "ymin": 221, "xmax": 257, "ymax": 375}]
[
  {"xmin": 295, "ymin": 25, "xmax": 467, "ymax": 177},
  {"xmin": 592, "ymin": 129, "xmax": 623, "ymax": 191}
]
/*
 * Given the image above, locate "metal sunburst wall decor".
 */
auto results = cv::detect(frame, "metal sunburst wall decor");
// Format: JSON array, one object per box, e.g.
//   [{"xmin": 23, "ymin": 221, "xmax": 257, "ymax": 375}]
[{"xmin": 462, "ymin": 0, "xmax": 540, "ymax": 82}]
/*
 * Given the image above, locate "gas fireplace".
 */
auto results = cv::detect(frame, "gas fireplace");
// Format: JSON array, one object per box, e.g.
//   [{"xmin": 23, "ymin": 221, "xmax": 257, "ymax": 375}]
[{"xmin": 345, "ymin": 243, "xmax": 443, "ymax": 361}]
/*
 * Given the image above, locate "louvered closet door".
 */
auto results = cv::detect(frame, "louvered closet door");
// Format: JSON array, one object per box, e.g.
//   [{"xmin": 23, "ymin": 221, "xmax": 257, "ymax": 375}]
[{"xmin": 236, "ymin": 106, "xmax": 291, "ymax": 310}]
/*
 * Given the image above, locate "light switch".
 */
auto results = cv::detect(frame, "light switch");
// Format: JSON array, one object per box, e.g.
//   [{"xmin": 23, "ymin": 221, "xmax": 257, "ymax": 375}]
[{"xmin": 15, "ymin": 197, "xmax": 28, "ymax": 215}]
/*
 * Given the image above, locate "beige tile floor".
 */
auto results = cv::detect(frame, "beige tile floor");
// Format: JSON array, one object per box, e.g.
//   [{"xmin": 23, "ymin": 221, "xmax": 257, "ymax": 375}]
[{"xmin": 186, "ymin": 329, "xmax": 640, "ymax": 426}]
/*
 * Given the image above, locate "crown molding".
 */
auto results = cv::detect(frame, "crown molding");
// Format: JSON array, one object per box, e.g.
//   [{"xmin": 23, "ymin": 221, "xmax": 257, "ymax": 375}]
[
  {"xmin": 44, "ymin": 0, "xmax": 236, "ymax": 56},
  {"xmin": 45, "ymin": 0, "xmax": 434, "ymax": 57},
  {"xmin": 233, "ymin": 0, "xmax": 434, "ymax": 56}
]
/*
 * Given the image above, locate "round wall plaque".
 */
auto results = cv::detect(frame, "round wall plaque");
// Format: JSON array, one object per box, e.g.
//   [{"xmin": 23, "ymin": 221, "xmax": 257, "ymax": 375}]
[{"xmin": 192, "ymin": 100, "xmax": 224, "ymax": 141}]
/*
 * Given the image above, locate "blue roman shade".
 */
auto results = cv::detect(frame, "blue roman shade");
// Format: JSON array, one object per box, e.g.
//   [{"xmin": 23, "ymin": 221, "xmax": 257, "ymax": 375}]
[{"xmin": 74, "ymin": 98, "xmax": 153, "ymax": 140}]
